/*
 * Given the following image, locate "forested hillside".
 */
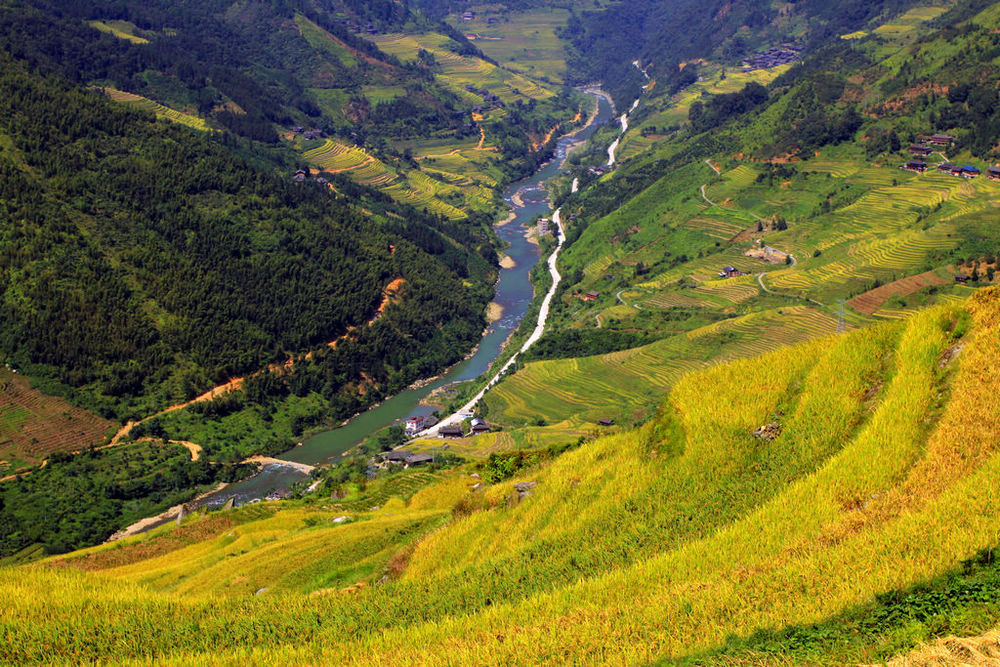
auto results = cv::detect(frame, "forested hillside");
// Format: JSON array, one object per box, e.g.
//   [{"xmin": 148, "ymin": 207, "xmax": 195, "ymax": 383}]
[{"xmin": 0, "ymin": 56, "xmax": 493, "ymax": 423}]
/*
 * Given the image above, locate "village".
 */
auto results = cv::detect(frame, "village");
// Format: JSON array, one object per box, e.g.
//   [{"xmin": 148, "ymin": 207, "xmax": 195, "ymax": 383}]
[{"xmin": 902, "ymin": 133, "xmax": 1000, "ymax": 180}]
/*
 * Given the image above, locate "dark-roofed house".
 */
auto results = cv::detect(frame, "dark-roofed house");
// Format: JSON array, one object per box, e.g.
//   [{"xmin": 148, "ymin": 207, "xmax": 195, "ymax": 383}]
[
  {"xmin": 439, "ymin": 425, "xmax": 464, "ymax": 438},
  {"xmin": 909, "ymin": 144, "xmax": 933, "ymax": 156},
  {"xmin": 955, "ymin": 274, "xmax": 971, "ymax": 284},
  {"xmin": 383, "ymin": 451, "xmax": 434, "ymax": 467},
  {"xmin": 938, "ymin": 162, "xmax": 958, "ymax": 173},
  {"xmin": 928, "ymin": 133, "xmax": 955, "ymax": 146},
  {"xmin": 597, "ymin": 418, "xmax": 615, "ymax": 426},
  {"xmin": 903, "ymin": 160, "xmax": 927, "ymax": 173},
  {"xmin": 470, "ymin": 418, "xmax": 490, "ymax": 434},
  {"xmin": 718, "ymin": 266, "xmax": 746, "ymax": 278},
  {"xmin": 383, "ymin": 451, "xmax": 411, "ymax": 464},
  {"xmin": 988, "ymin": 167, "xmax": 1000, "ymax": 181}
]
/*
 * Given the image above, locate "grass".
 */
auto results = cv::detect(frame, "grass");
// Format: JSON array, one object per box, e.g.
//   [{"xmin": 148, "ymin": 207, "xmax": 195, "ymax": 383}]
[
  {"xmin": 0, "ymin": 369, "xmax": 117, "ymax": 472},
  {"xmin": 3, "ymin": 291, "xmax": 999, "ymax": 664}
]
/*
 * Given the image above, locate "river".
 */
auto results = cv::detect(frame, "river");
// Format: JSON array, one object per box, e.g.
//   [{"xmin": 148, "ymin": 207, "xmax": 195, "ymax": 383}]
[{"xmin": 185, "ymin": 91, "xmax": 617, "ymax": 508}]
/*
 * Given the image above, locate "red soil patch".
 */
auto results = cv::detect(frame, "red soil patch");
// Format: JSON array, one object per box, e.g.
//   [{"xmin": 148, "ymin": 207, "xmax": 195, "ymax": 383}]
[
  {"xmin": 0, "ymin": 370, "xmax": 117, "ymax": 470},
  {"xmin": 847, "ymin": 269, "xmax": 951, "ymax": 315}
]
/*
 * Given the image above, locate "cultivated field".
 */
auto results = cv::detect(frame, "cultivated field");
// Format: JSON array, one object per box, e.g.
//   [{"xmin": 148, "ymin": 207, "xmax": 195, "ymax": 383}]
[
  {"xmin": 100, "ymin": 88, "xmax": 209, "ymax": 131},
  {"xmin": 0, "ymin": 370, "xmax": 117, "ymax": 473},
  {"xmin": 4, "ymin": 291, "xmax": 999, "ymax": 665}
]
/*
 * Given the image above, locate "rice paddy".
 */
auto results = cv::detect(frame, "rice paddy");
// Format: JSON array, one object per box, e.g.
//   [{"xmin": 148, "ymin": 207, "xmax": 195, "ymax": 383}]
[
  {"xmin": 5, "ymin": 290, "xmax": 999, "ymax": 665},
  {"xmin": 99, "ymin": 88, "xmax": 209, "ymax": 131},
  {"xmin": 372, "ymin": 33, "xmax": 556, "ymax": 104}
]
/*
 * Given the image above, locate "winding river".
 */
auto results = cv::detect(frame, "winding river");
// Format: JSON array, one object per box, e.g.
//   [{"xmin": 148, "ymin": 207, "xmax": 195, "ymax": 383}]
[{"xmin": 187, "ymin": 91, "xmax": 619, "ymax": 508}]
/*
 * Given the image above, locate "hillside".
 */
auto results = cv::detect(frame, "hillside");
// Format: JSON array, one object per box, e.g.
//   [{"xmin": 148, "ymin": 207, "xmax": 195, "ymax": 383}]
[
  {"xmin": 5, "ymin": 0, "xmax": 579, "ymax": 216},
  {"xmin": 1, "ymin": 287, "xmax": 997, "ymax": 664},
  {"xmin": 472, "ymin": 0, "xmax": 1000, "ymax": 441}
]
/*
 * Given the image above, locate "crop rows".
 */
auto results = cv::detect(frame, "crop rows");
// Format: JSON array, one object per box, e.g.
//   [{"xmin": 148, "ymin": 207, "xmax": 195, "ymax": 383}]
[
  {"xmin": 685, "ymin": 214, "xmax": 746, "ymax": 239},
  {"xmin": 102, "ymin": 88, "xmax": 208, "ymax": 131},
  {"xmin": 0, "ymin": 371, "xmax": 116, "ymax": 466},
  {"xmin": 302, "ymin": 139, "xmax": 369, "ymax": 170},
  {"xmin": 848, "ymin": 269, "xmax": 951, "ymax": 315}
]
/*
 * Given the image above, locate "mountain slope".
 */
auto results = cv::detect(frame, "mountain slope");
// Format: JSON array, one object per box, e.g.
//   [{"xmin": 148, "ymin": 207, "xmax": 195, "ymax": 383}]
[{"xmin": 3, "ymin": 287, "xmax": 998, "ymax": 664}]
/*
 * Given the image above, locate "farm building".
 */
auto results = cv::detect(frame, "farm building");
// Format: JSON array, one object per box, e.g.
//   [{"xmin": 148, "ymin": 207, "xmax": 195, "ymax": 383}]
[
  {"xmin": 470, "ymin": 418, "xmax": 490, "ymax": 434},
  {"xmin": 383, "ymin": 451, "xmax": 433, "ymax": 467},
  {"xmin": 903, "ymin": 160, "xmax": 927, "ymax": 173},
  {"xmin": 926, "ymin": 133, "xmax": 955, "ymax": 146},
  {"xmin": 909, "ymin": 144, "xmax": 933, "ymax": 156},
  {"xmin": 718, "ymin": 266, "xmax": 746, "ymax": 278},
  {"xmin": 439, "ymin": 425, "xmax": 464, "ymax": 438},
  {"xmin": 597, "ymin": 418, "xmax": 615, "ymax": 426},
  {"xmin": 988, "ymin": 167, "xmax": 1000, "ymax": 181}
]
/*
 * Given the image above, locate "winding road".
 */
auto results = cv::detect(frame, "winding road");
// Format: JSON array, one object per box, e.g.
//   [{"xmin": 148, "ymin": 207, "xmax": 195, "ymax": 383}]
[
  {"xmin": 415, "ymin": 82, "xmax": 646, "ymax": 438},
  {"xmin": 697, "ymin": 176, "xmax": 827, "ymax": 307}
]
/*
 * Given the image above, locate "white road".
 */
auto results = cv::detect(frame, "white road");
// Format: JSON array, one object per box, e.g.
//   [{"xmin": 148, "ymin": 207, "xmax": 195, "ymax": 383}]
[{"xmin": 416, "ymin": 207, "xmax": 568, "ymax": 438}]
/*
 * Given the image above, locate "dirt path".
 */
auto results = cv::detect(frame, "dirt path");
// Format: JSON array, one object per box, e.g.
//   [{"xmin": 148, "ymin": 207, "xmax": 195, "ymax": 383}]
[
  {"xmin": 705, "ymin": 158, "xmax": 721, "ymax": 175},
  {"xmin": 699, "ymin": 180, "xmax": 821, "ymax": 306}
]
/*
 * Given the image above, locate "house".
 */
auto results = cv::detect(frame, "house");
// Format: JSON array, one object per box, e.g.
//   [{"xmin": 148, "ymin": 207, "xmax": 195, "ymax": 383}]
[
  {"xmin": 462, "ymin": 10, "xmax": 476, "ymax": 20},
  {"xmin": 909, "ymin": 144, "xmax": 933, "ymax": 156},
  {"xmin": 302, "ymin": 129, "xmax": 323, "ymax": 140},
  {"xmin": 961, "ymin": 165, "xmax": 981, "ymax": 179},
  {"xmin": 582, "ymin": 291, "xmax": 599, "ymax": 301},
  {"xmin": 955, "ymin": 274, "xmax": 971, "ymax": 284},
  {"xmin": 404, "ymin": 416, "xmax": 426, "ymax": 435},
  {"xmin": 988, "ymin": 166, "xmax": 1000, "ymax": 181},
  {"xmin": 293, "ymin": 170, "xmax": 307, "ymax": 183},
  {"xmin": 903, "ymin": 160, "xmax": 927, "ymax": 173},
  {"xmin": 927, "ymin": 133, "xmax": 955, "ymax": 146},
  {"xmin": 597, "ymin": 418, "xmax": 615, "ymax": 426},
  {"xmin": 383, "ymin": 451, "xmax": 434, "ymax": 467},
  {"xmin": 470, "ymin": 418, "xmax": 490, "ymax": 434},
  {"xmin": 406, "ymin": 453, "xmax": 433, "ymax": 466},
  {"xmin": 439, "ymin": 425, "xmax": 464, "ymax": 438},
  {"xmin": 537, "ymin": 218, "xmax": 550, "ymax": 235},
  {"xmin": 718, "ymin": 266, "xmax": 745, "ymax": 278},
  {"xmin": 937, "ymin": 162, "xmax": 958, "ymax": 173},
  {"xmin": 383, "ymin": 451, "xmax": 411, "ymax": 464}
]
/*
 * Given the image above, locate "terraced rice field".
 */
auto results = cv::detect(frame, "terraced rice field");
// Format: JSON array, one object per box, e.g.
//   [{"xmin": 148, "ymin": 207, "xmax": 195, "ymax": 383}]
[
  {"xmin": 485, "ymin": 306, "xmax": 839, "ymax": 425},
  {"xmin": 330, "ymin": 472, "xmax": 442, "ymax": 511},
  {"xmin": 0, "ymin": 370, "xmax": 117, "ymax": 472},
  {"xmin": 373, "ymin": 34, "xmax": 554, "ymax": 103},
  {"xmin": 100, "ymin": 88, "xmax": 209, "ymax": 131},
  {"xmin": 362, "ymin": 86, "xmax": 406, "ymax": 104},
  {"xmin": 848, "ymin": 268, "xmax": 952, "ymax": 315},
  {"xmin": 685, "ymin": 212, "xmax": 749, "ymax": 240},
  {"xmin": 87, "ymin": 20, "xmax": 149, "ymax": 44},
  {"xmin": 448, "ymin": 7, "xmax": 571, "ymax": 82},
  {"xmin": 302, "ymin": 139, "xmax": 370, "ymax": 171}
]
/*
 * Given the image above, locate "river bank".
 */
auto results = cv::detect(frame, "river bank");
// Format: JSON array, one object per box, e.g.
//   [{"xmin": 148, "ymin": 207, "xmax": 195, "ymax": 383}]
[{"xmin": 174, "ymin": 90, "xmax": 615, "ymax": 509}]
